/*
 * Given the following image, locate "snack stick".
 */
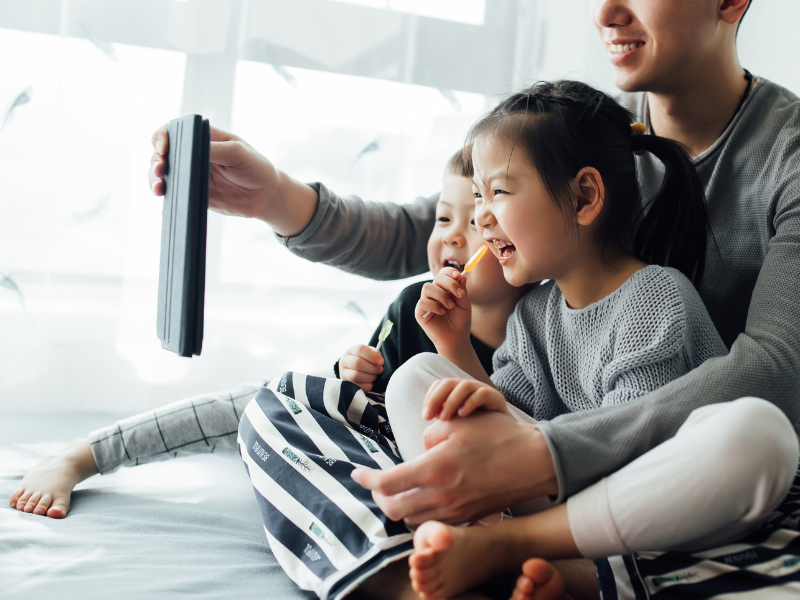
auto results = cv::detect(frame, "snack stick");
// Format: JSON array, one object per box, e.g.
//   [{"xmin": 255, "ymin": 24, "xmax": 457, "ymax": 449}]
[
  {"xmin": 375, "ymin": 319, "xmax": 394, "ymax": 351},
  {"xmin": 422, "ymin": 244, "xmax": 488, "ymax": 319},
  {"xmin": 463, "ymin": 244, "xmax": 488, "ymax": 273}
]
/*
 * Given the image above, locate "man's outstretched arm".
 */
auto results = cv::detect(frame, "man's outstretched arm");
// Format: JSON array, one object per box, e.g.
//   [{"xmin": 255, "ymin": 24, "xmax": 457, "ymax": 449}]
[{"xmin": 148, "ymin": 124, "xmax": 435, "ymax": 280}]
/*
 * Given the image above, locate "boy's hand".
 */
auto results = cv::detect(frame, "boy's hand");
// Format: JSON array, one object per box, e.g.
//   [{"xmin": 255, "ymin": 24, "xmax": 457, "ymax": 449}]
[
  {"xmin": 339, "ymin": 344, "xmax": 384, "ymax": 392},
  {"xmin": 416, "ymin": 268, "xmax": 471, "ymax": 355},
  {"xmin": 423, "ymin": 378, "xmax": 510, "ymax": 421}
]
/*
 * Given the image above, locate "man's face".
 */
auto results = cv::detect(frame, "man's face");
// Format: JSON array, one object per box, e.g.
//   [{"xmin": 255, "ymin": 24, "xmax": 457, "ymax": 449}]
[{"xmin": 590, "ymin": 0, "xmax": 720, "ymax": 93}]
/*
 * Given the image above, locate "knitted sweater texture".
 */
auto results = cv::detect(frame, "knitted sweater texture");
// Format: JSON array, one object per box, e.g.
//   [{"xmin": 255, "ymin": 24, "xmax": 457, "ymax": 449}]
[{"xmin": 491, "ymin": 267, "xmax": 727, "ymax": 420}]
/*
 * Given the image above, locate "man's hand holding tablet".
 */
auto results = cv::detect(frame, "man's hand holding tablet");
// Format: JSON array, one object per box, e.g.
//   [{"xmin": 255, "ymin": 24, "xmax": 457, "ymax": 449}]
[{"xmin": 148, "ymin": 123, "xmax": 318, "ymax": 238}]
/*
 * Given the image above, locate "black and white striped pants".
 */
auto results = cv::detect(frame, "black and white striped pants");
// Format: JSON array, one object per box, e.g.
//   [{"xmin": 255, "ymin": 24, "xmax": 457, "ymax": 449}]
[
  {"xmin": 596, "ymin": 470, "xmax": 800, "ymax": 599},
  {"xmin": 237, "ymin": 372, "xmax": 414, "ymax": 600}
]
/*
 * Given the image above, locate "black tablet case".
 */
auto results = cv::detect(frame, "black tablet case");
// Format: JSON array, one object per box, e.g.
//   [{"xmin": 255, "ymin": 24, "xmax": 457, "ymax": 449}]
[{"xmin": 156, "ymin": 115, "xmax": 209, "ymax": 357}]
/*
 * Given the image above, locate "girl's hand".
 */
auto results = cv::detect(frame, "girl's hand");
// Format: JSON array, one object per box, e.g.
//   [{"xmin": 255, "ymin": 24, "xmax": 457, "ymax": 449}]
[
  {"xmin": 423, "ymin": 378, "xmax": 511, "ymax": 421},
  {"xmin": 339, "ymin": 344, "xmax": 384, "ymax": 392},
  {"xmin": 416, "ymin": 268, "xmax": 471, "ymax": 355}
]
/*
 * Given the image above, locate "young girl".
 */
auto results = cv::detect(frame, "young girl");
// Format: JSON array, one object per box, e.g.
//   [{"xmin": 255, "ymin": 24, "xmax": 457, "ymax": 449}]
[{"xmin": 367, "ymin": 80, "xmax": 786, "ymax": 600}]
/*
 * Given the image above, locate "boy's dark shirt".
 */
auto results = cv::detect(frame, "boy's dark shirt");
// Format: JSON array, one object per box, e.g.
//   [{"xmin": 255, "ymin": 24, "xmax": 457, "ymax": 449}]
[{"xmin": 334, "ymin": 281, "xmax": 497, "ymax": 393}]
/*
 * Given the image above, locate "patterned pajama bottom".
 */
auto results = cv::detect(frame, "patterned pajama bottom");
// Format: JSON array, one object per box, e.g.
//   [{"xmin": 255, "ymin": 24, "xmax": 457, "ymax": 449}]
[{"xmin": 237, "ymin": 373, "xmax": 800, "ymax": 600}]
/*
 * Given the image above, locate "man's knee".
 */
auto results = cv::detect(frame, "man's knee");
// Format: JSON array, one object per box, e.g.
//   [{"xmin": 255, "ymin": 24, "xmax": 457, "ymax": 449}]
[{"xmin": 690, "ymin": 397, "xmax": 799, "ymax": 516}]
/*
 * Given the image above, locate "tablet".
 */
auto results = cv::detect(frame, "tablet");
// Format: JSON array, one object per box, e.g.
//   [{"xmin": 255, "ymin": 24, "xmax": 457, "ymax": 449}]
[{"xmin": 156, "ymin": 114, "xmax": 209, "ymax": 357}]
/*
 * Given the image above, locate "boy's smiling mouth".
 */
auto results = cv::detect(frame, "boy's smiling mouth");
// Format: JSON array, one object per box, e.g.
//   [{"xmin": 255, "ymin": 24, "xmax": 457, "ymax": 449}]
[{"xmin": 443, "ymin": 258, "xmax": 466, "ymax": 272}]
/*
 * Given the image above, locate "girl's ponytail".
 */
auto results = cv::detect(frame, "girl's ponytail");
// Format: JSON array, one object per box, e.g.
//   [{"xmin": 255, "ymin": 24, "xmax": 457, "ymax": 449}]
[{"xmin": 631, "ymin": 133, "xmax": 708, "ymax": 285}]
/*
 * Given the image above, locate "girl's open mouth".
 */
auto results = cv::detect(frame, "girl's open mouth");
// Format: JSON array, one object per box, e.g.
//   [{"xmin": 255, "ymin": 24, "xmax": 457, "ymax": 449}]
[{"xmin": 492, "ymin": 239, "xmax": 516, "ymax": 259}]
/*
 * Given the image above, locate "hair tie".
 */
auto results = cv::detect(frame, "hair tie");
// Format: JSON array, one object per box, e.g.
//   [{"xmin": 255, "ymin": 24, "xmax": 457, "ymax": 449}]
[{"xmin": 630, "ymin": 122, "xmax": 647, "ymax": 155}]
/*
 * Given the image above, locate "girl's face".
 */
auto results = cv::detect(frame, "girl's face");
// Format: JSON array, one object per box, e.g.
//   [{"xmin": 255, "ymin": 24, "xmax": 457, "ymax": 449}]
[
  {"xmin": 427, "ymin": 174, "xmax": 513, "ymax": 305},
  {"xmin": 472, "ymin": 136, "xmax": 575, "ymax": 287}
]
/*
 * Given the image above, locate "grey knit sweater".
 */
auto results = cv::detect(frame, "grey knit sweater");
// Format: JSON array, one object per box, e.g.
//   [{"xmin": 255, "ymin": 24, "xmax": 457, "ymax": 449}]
[
  {"xmin": 491, "ymin": 267, "xmax": 727, "ymax": 420},
  {"xmin": 277, "ymin": 76, "xmax": 800, "ymax": 501}
]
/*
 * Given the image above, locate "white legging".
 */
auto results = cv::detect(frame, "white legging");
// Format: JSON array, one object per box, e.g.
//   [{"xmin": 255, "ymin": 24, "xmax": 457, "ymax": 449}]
[{"xmin": 385, "ymin": 353, "xmax": 800, "ymax": 558}]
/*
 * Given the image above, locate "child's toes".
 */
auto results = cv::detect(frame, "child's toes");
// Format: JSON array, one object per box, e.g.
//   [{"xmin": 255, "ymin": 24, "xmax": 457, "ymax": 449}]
[
  {"xmin": 8, "ymin": 487, "xmax": 24, "ymax": 507},
  {"xmin": 32, "ymin": 493, "xmax": 53, "ymax": 516},
  {"xmin": 46, "ymin": 495, "xmax": 69, "ymax": 519},
  {"xmin": 517, "ymin": 559, "xmax": 565, "ymax": 600},
  {"xmin": 408, "ymin": 549, "xmax": 438, "ymax": 570},
  {"xmin": 15, "ymin": 490, "xmax": 33, "ymax": 511},
  {"xmin": 23, "ymin": 492, "xmax": 43, "ymax": 513}
]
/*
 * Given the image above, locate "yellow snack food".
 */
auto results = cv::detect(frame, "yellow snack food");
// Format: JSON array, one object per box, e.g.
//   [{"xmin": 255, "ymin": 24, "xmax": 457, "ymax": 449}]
[{"xmin": 463, "ymin": 244, "xmax": 488, "ymax": 274}]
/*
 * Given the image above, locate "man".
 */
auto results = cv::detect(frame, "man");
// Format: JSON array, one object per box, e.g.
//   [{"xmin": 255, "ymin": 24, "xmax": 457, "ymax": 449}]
[{"xmin": 149, "ymin": 0, "xmax": 800, "ymax": 597}]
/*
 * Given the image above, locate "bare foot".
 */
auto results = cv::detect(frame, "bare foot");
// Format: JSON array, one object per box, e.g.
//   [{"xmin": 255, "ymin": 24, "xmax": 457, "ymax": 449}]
[
  {"xmin": 409, "ymin": 521, "xmax": 512, "ymax": 600},
  {"xmin": 8, "ymin": 438, "xmax": 98, "ymax": 518},
  {"xmin": 510, "ymin": 559, "xmax": 566, "ymax": 600}
]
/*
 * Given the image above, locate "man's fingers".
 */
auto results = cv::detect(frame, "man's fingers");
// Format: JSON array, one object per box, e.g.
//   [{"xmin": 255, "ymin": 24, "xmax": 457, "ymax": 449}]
[
  {"xmin": 148, "ymin": 165, "xmax": 165, "ymax": 197},
  {"xmin": 421, "ymin": 417, "xmax": 452, "ymax": 451},
  {"xmin": 209, "ymin": 124, "xmax": 240, "ymax": 143},
  {"xmin": 150, "ymin": 124, "xmax": 168, "ymax": 155},
  {"xmin": 209, "ymin": 140, "xmax": 247, "ymax": 167},
  {"xmin": 352, "ymin": 455, "xmax": 436, "ymax": 498}
]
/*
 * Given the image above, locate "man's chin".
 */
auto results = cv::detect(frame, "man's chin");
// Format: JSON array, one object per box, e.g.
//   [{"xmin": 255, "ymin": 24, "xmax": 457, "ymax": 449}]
[{"xmin": 612, "ymin": 70, "xmax": 651, "ymax": 94}]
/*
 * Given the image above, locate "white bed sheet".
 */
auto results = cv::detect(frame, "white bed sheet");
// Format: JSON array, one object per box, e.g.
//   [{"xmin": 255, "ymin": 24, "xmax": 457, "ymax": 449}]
[{"xmin": 0, "ymin": 413, "xmax": 308, "ymax": 599}]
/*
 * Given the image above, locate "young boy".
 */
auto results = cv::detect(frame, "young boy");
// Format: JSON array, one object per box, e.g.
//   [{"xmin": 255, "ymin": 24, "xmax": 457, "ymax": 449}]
[
  {"xmin": 336, "ymin": 149, "xmax": 524, "ymax": 395},
  {"xmin": 10, "ymin": 149, "xmax": 528, "ymax": 521}
]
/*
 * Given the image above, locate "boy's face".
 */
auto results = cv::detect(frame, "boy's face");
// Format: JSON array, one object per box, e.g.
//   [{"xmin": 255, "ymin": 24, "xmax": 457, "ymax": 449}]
[
  {"xmin": 427, "ymin": 174, "xmax": 513, "ymax": 305},
  {"xmin": 590, "ymin": 0, "xmax": 723, "ymax": 93}
]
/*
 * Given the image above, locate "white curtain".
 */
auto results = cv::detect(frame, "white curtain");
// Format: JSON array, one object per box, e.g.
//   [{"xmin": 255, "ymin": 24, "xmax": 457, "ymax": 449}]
[{"xmin": 0, "ymin": 0, "xmax": 796, "ymax": 413}]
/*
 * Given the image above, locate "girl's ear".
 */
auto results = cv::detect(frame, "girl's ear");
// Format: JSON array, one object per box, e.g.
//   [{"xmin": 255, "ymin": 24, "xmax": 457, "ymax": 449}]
[{"xmin": 573, "ymin": 167, "xmax": 605, "ymax": 227}]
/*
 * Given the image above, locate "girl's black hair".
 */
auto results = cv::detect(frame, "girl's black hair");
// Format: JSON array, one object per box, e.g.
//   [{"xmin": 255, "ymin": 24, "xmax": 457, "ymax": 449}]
[{"xmin": 466, "ymin": 80, "xmax": 708, "ymax": 285}]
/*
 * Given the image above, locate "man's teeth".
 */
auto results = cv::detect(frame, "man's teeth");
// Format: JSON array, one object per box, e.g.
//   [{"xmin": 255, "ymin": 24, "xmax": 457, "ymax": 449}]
[{"xmin": 610, "ymin": 42, "xmax": 644, "ymax": 53}]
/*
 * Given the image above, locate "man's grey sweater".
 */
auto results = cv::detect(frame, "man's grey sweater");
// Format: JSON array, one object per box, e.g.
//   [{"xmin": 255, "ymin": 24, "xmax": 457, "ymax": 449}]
[{"xmin": 276, "ymin": 76, "xmax": 800, "ymax": 500}]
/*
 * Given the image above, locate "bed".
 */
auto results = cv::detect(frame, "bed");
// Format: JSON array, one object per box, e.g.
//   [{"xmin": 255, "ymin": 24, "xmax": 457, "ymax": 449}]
[{"xmin": 0, "ymin": 412, "xmax": 307, "ymax": 599}]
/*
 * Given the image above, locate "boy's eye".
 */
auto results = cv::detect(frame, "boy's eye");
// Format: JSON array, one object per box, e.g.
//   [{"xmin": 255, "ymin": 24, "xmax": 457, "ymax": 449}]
[
  {"xmin": 437, "ymin": 216, "xmax": 451, "ymax": 223},
  {"xmin": 473, "ymin": 192, "xmax": 482, "ymax": 199},
  {"xmin": 494, "ymin": 189, "xmax": 507, "ymax": 196}
]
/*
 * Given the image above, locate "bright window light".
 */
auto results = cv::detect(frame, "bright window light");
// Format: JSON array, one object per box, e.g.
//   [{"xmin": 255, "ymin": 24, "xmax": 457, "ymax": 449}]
[{"xmin": 326, "ymin": 0, "xmax": 485, "ymax": 25}]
